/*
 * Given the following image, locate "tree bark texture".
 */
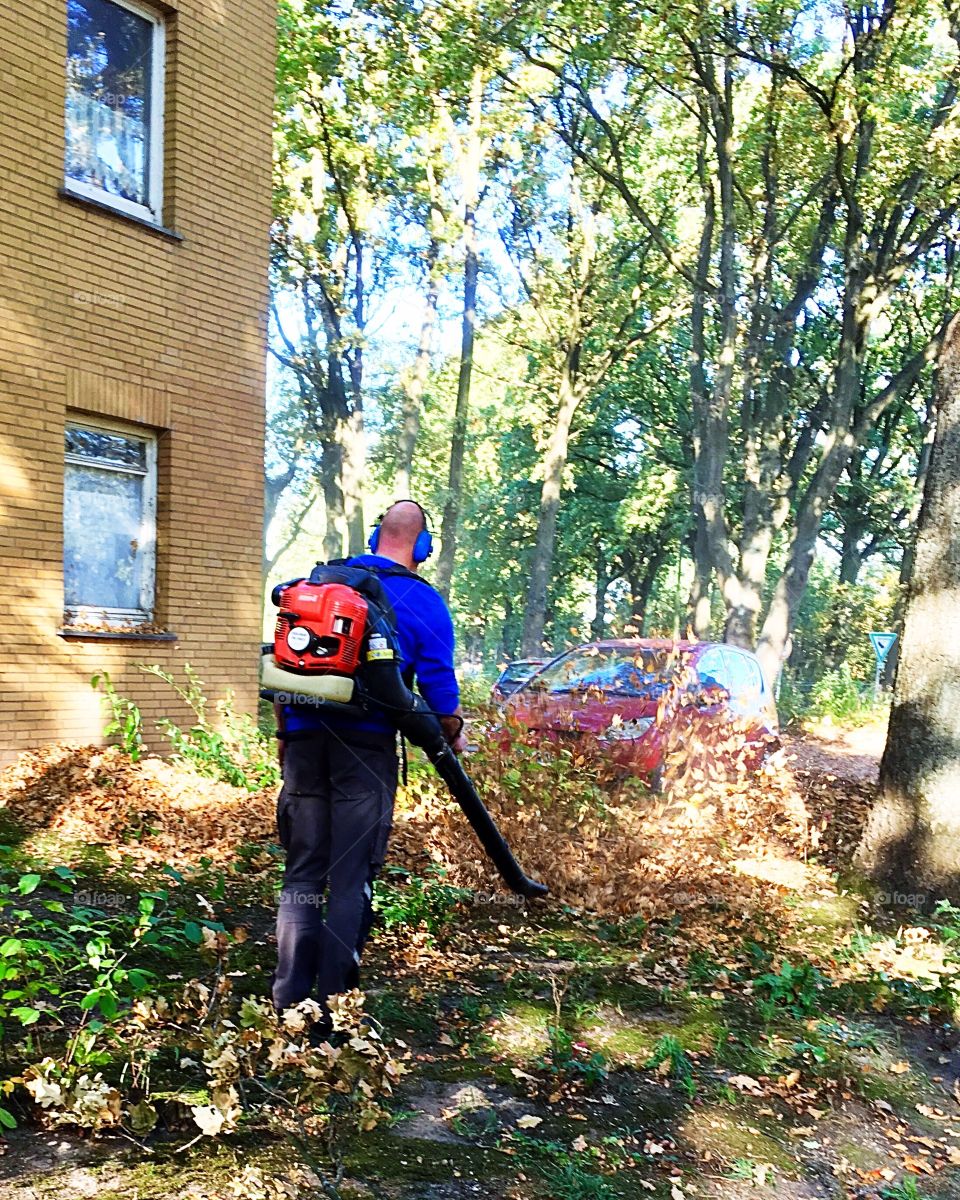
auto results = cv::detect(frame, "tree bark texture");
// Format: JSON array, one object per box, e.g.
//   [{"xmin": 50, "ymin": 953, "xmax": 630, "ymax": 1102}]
[{"xmin": 855, "ymin": 314, "xmax": 960, "ymax": 905}]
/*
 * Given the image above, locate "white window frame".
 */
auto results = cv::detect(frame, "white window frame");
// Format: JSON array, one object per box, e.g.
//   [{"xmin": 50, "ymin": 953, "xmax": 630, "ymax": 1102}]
[
  {"xmin": 63, "ymin": 0, "xmax": 166, "ymax": 225},
  {"xmin": 63, "ymin": 416, "xmax": 158, "ymax": 625}
]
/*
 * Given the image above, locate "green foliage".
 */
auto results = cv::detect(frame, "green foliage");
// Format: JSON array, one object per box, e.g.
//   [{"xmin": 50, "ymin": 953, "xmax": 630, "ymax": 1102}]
[
  {"xmin": 538, "ymin": 1021, "xmax": 608, "ymax": 1090},
  {"xmin": 754, "ymin": 961, "xmax": 828, "ymax": 1018},
  {"xmin": 881, "ymin": 1180, "xmax": 931, "ymax": 1200},
  {"xmin": 0, "ymin": 848, "xmax": 214, "ymax": 1051},
  {"xmin": 372, "ymin": 867, "xmax": 471, "ymax": 941},
  {"xmin": 508, "ymin": 1133, "xmax": 616, "ymax": 1200},
  {"xmin": 14, "ymin": 969, "xmax": 400, "ymax": 1157},
  {"xmin": 645, "ymin": 1034, "xmax": 696, "ymax": 1096},
  {"xmin": 776, "ymin": 563, "xmax": 899, "ymax": 720},
  {"xmin": 141, "ymin": 664, "xmax": 280, "ymax": 791},
  {"xmin": 91, "ymin": 672, "xmax": 144, "ymax": 761}
]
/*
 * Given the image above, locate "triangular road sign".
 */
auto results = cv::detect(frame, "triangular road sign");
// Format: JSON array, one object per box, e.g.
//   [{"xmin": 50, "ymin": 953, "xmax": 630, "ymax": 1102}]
[{"xmin": 869, "ymin": 632, "xmax": 897, "ymax": 665}]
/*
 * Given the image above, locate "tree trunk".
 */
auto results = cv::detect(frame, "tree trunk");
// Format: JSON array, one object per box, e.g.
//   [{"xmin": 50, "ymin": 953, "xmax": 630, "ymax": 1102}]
[
  {"xmin": 687, "ymin": 110, "xmax": 717, "ymax": 640},
  {"xmin": 885, "ymin": 398, "xmax": 936, "ymax": 686},
  {"xmin": 320, "ymin": 429, "xmax": 347, "ymax": 560},
  {"xmin": 521, "ymin": 346, "xmax": 583, "ymax": 655},
  {"xmin": 839, "ymin": 523, "xmax": 864, "ymax": 585},
  {"xmin": 435, "ymin": 203, "xmax": 478, "ymax": 600},
  {"xmin": 396, "ymin": 236, "xmax": 441, "ymax": 495},
  {"xmin": 435, "ymin": 63, "xmax": 484, "ymax": 600},
  {"xmin": 591, "ymin": 546, "xmax": 613, "ymax": 640},
  {"xmin": 687, "ymin": 516, "xmax": 713, "ymax": 637},
  {"xmin": 341, "ymin": 402, "xmax": 366, "ymax": 556},
  {"xmin": 855, "ymin": 314, "xmax": 960, "ymax": 905}
]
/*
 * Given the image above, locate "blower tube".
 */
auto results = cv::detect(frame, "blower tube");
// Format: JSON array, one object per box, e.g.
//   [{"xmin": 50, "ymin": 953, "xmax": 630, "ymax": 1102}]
[{"xmin": 358, "ymin": 600, "xmax": 548, "ymax": 900}]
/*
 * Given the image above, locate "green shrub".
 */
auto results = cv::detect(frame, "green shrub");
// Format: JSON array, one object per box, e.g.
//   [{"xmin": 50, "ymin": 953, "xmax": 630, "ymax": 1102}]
[
  {"xmin": 372, "ymin": 867, "xmax": 471, "ymax": 940},
  {"xmin": 754, "ymin": 960, "xmax": 828, "ymax": 1018},
  {"xmin": 91, "ymin": 672, "xmax": 144, "ymax": 761},
  {"xmin": 538, "ymin": 1022, "xmax": 608, "ymax": 1089},
  {"xmin": 141, "ymin": 664, "xmax": 279, "ymax": 791},
  {"xmin": 0, "ymin": 851, "xmax": 221, "ymax": 1070}
]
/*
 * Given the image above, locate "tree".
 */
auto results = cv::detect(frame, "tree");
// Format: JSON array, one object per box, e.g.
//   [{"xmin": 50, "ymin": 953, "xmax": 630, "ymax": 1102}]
[
  {"xmin": 272, "ymin": 0, "xmax": 411, "ymax": 558},
  {"xmin": 856, "ymin": 314, "xmax": 960, "ymax": 903},
  {"xmin": 508, "ymin": 0, "xmax": 960, "ymax": 680}
]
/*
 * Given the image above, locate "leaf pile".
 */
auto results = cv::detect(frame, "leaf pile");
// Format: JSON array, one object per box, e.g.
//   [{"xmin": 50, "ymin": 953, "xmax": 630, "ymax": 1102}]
[{"xmin": 0, "ymin": 727, "xmax": 850, "ymax": 918}]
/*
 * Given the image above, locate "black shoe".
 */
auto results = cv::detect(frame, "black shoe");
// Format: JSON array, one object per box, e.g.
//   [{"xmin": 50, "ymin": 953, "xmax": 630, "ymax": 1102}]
[{"xmin": 307, "ymin": 1017, "xmax": 334, "ymax": 1047}]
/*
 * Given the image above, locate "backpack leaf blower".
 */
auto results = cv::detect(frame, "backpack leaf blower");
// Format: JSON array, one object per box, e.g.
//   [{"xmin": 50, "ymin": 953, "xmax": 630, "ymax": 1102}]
[{"xmin": 261, "ymin": 563, "xmax": 548, "ymax": 900}]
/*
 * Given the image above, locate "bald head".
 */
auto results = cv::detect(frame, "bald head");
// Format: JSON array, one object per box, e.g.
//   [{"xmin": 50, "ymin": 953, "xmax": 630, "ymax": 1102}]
[{"xmin": 373, "ymin": 501, "xmax": 429, "ymax": 570}]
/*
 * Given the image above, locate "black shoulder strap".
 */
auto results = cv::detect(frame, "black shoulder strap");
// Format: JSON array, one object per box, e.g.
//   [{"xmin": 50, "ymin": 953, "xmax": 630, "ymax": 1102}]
[
  {"xmin": 362, "ymin": 562, "xmax": 441, "ymax": 595},
  {"xmin": 314, "ymin": 557, "xmax": 440, "ymax": 595}
]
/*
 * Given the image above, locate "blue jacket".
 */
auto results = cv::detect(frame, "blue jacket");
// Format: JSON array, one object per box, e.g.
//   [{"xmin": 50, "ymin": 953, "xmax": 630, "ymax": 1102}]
[{"xmin": 282, "ymin": 553, "xmax": 459, "ymax": 736}]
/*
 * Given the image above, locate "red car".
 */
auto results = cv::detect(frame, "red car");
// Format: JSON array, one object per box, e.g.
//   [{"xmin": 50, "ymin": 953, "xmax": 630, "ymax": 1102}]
[{"xmin": 504, "ymin": 639, "xmax": 778, "ymax": 783}]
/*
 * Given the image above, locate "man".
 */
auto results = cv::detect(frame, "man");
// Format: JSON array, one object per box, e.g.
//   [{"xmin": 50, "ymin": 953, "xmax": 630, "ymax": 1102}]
[{"xmin": 272, "ymin": 500, "xmax": 464, "ymax": 1022}]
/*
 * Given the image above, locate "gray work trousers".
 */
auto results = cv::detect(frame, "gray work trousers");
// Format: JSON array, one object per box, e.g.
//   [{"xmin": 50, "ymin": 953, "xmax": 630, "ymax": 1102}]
[{"xmin": 272, "ymin": 732, "xmax": 398, "ymax": 1013}]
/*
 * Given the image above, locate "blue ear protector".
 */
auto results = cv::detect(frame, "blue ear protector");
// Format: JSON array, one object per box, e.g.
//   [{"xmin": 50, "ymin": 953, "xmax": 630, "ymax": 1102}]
[{"xmin": 368, "ymin": 500, "xmax": 434, "ymax": 563}]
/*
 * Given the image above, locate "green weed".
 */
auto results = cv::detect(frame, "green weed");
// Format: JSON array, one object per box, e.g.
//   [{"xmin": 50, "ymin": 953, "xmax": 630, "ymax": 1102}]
[
  {"xmin": 645, "ymin": 1034, "xmax": 696, "ymax": 1096},
  {"xmin": 372, "ymin": 867, "xmax": 471, "ymax": 941},
  {"xmin": 509, "ymin": 1133, "xmax": 615, "ymax": 1200},
  {"xmin": 91, "ymin": 672, "xmax": 144, "ymax": 761},
  {"xmin": 141, "ymin": 664, "xmax": 280, "ymax": 790},
  {"xmin": 754, "ymin": 960, "xmax": 828, "ymax": 1018}
]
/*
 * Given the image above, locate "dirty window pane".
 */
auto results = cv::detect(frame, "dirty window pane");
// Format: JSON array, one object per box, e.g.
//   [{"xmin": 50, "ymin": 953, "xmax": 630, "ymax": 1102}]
[
  {"xmin": 65, "ymin": 0, "xmax": 154, "ymax": 207},
  {"xmin": 64, "ymin": 463, "xmax": 146, "ymax": 610},
  {"xmin": 65, "ymin": 426, "xmax": 146, "ymax": 470}
]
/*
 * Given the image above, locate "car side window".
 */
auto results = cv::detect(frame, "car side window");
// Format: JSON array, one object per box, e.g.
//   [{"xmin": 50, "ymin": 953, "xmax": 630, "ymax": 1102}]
[
  {"xmin": 696, "ymin": 648, "xmax": 730, "ymax": 693},
  {"xmin": 722, "ymin": 651, "xmax": 763, "ymax": 715}
]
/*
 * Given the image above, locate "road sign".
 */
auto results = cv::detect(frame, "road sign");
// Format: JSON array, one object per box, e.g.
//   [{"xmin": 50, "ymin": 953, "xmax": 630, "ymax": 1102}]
[{"xmin": 869, "ymin": 632, "xmax": 897, "ymax": 665}]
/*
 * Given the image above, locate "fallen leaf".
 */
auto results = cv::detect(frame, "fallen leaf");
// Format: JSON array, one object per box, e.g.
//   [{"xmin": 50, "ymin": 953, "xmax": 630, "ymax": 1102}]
[{"xmin": 728, "ymin": 1074, "xmax": 764, "ymax": 1094}]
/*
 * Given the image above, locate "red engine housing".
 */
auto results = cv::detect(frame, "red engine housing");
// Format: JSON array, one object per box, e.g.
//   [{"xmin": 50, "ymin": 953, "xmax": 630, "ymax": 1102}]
[{"xmin": 273, "ymin": 581, "xmax": 369, "ymax": 676}]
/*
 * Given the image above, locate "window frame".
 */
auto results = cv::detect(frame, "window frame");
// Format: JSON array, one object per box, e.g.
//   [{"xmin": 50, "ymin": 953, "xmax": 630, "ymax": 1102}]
[
  {"xmin": 62, "ymin": 0, "xmax": 166, "ymax": 225},
  {"xmin": 63, "ymin": 416, "xmax": 158, "ymax": 625}
]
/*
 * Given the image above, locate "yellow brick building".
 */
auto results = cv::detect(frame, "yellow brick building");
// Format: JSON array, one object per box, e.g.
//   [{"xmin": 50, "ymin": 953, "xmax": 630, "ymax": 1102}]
[{"xmin": 0, "ymin": 0, "xmax": 275, "ymax": 763}]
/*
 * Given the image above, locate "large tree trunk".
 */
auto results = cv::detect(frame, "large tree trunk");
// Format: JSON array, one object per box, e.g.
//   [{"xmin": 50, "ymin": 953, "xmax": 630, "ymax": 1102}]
[
  {"xmin": 686, "ymin": 520, "xmax": 712, "ymax": 637},
  {"xmin": 521, "ymin": 346, "xmax": 583, "ymax": 655},
  {"xmin": 856, "ymin": 315, "xmax": 960, "ymax": 905},
  {"xmin": 687, "ymin": 110, "xmax": 717, "ymax": 640},
  {"xmin": 885, "ymin": 397, "xmax": 937, "ymax": 686},
  {"xmin": 320, "ymin": 428, "xmax": 347, "ymax": 560}
]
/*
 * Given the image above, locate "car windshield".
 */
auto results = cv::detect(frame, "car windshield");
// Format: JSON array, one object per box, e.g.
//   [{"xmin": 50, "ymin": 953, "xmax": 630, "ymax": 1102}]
[
  {"xmin": 500, "ymin": 662, "xmax": 541, "ymax": 685},
  {"xmin": 528, "ymin": 647, "xmax": 673, "ymax": 698}
]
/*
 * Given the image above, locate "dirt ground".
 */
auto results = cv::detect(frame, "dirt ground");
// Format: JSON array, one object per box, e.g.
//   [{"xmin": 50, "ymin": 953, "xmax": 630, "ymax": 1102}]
[
  {"xmin": 5, "ymin": 716, "xmax": 960, "ymax": 1200},
  {"xmin": 783, "ymin": 717, "xmax": 890, "ymax": 785}
]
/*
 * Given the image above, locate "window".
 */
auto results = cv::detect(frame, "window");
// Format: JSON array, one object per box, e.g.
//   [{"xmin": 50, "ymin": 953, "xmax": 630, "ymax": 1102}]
[
  {"xmin": 64, "ymin": 0, "xmax": 165, "ymax": 223},
  {"xmin": 696, "ymin": 648, "xmax": 730, "ymax": 693},
  {"xmin": 63, "ymin": 420, "xmax": 157, "ymax": 624},
  {"xmin": 525, "ymin": 646, "xmax": 673, "ymax": 698}
]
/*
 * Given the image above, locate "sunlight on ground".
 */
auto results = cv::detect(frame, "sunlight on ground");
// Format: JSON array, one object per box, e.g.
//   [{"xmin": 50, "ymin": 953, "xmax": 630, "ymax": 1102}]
[{"xmin": 733, "ymin": 854, "xmax": 814, "ymax": 890}]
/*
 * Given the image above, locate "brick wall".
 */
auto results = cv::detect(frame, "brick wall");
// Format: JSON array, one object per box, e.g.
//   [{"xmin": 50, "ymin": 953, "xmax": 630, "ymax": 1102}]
[{"xmin": 0, "ymin": 0, "xmax": 275, "ymax": 763}]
